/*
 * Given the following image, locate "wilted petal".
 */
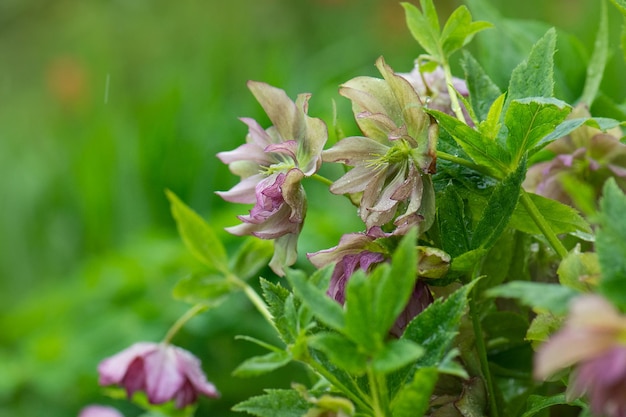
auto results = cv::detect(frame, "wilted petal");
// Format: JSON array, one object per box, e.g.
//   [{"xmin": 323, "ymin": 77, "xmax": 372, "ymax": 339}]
[
  {"xmin": 216, "ymin": 174, "xmax": 264, "ymax": 204},
  {"xmin": 144, "ymin": 345, "xmax": 185, "ymax": 404},
  {"xmin": 79, "ymin": 405, "xmax": 124, "ymax": 417},
  {"xmin": 323, "ymin": 136, "xmax": 388, "ymax": 166}
]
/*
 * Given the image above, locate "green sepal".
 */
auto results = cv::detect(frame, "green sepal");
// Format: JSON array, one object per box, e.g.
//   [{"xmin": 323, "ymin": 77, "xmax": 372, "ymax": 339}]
[{"xmin": 166, "ymin": 189, "xmax": 228, "ymax": 273}]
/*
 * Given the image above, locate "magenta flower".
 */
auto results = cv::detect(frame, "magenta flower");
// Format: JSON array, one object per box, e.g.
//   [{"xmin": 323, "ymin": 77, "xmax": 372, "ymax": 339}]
[
  {"xmin": 217, "ymin": 81, "xmax": 327, "ymax": 275},
  {"xmin": 399, "ymin": 63, "xmax": 471, "ymax": 121},
  {"xmin": 308, "ymin": 228, "xmax": 449, "ymax": 336},
  {"xmin": 98, "ymin": 342, "xmax": 219, "ymax": 409},
  {"xmin": 78, "ymin": 405, "xmax": 124, "ymax": 417},
  {"xmin": 324, "ymin": 57, "xmax": 437, "ymax": 230},
  {"xmin": 534, "ymin": 295, "xmax": 626, "ymax": 417}
]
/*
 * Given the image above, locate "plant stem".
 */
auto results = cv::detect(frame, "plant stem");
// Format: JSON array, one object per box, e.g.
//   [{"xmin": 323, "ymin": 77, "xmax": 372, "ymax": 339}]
[
  {"xmin": 367, "ymin": 367, "xmax": 386, "ymax": 417},
  {"xmin": 442, "ymin": 62, "xmax": 467, "ymax": 124},
  {"xmin": 469, "ymin": 295, "xmax": 499, "ymax": 417},
  {"xmin": 228, "ymin": 273, "xmax": 274, "ymax": 323},
  {"xmin": 519, "ymin": 190, "xmax": 569, "ymax": 259},
  {"xmin": 311, "ymin": 173, "xmax": 334, "ymax": 187},
  {"xmin": 163, "ymin": 303, "xmax": 208, "ymax": 344}
]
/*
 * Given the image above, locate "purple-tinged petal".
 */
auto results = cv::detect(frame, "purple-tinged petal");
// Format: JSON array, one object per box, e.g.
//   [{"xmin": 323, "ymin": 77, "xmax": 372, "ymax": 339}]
[
  {"xmin": 144, "ymin": 345, "xmax": 185, "ymax": 405},
  {"xmin": 390, "ymin": 280, "xmax": 433, "ymax": 337},
  {"xmin": 216, "ymin": 174, "xmax": 264, "ymax": 204},
  {"xmin": 174, "ymin": 346, "xmax": 219, "ymax": 399},
  {"xmin": 265, "ymin": 140, "xmax": 298, "ymax": 160},
  {"xmin": 98, "ymin": 342, "xmax": 157, "ymax": 385},
  {"xmin": 217, "ymin": 143, "xmax": 273, "ymax": 167},
  {"xmin": 248, "ymin": 81, "xmax": 300, "ymax": 145},
  {"xmin": 121, "ymin": 357, "xmax": 147, "ymax": 397},
  {"xmin": 270, "ymin": 232, "xmax": 300, "ymax": 276},
  {"xmin": 323, "ymin": 136, "xmax": 388, "ymax": 166},
  {"xmin": 330, "ymin": 165, "xmax": 381, "ymax": 195},
  {"xmin": 79, "ymin": 405, "xmax": 124, "ymax": 417},
  {"xmin": 239, "ymin": 117, "xmax": 275, "ymax": 148}
]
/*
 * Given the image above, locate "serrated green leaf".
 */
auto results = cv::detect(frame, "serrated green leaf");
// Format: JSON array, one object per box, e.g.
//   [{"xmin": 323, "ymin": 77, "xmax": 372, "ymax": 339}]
[
  {"xmin": 507, "ymin": 28, "xmax": 557, "ymax": 104},
  {"xmin": 166, "ymin": 190, "xmax": 228, "ymax": 273},
  {"xmin": 580, "ymin": 0, "xmax": 609, "ymax": 106},
  {"xmin": 390, "ymin": 367, "xmax": 438, "ymax": 417},
  {"xmin": 505, "ymin": 98, "xmax": 571, "ymax": 165},
  {"xmin": 478, "ymin": 93, "xmax": 506, "ymax": 140},
  {"xmin": 230, "ymin": 238, "xmax": 273, "ymax": 281},
  {"xmin": 372, "ymin": 339, "xmax": 424, "ymax": 374},
  {"xmin": 172, "ymin": 273, "xmax": 235, "ymax": 307},
  {"xmin": 441, "ymin": 6, "xmax": 492, "ymax": 57},
  {"xmin": 402, "ymin": 1, "xmax": 441, "ymax": 59},
  {"xmin": 233, "ymin": 389, "xmax": 310, "ymax": 417},
  {"xmin": 471, "ymin": 160, "xmax": 526, "ymax": 250},
  {"xmin": 403, "ymin": 282, "xmax": 476, "ymax": 368},
  {"xmin": 520, "ymin": 394, "xmax": 586, "ymax": 417},
  {"xmin": 450, "ymin": 248, "xmax": 488, "ymax": 273},
  {"xmin": 286, "ymin": 267, "xmax": 345, "ymax": 331},
  {"xmin": 437, "ymin": 187, "xmax": 471, "ymax": 257},
  {"xmin": 232, "ymin": 350, "xmax": 292, "ymax": 378},
  {"xmin": 428, "ymin": 109, "xmax": 508, "ymax": 176},
  {"xmin": 486, "ymin": 282, "xmax": 580, "ymax": 315},
  {"xmin": 462, "ymin": 51, "xmax": 502, "ymax": 122},
  {"xmin": 260, "ymin": 278, "xmax": 297, "ymax": 344},
  {"xmin": 344, "ymin": 230, "xmax": 418, "ymax": 353},
  {"xmin": 597, "ymin": 179, "xmax": 626, "ymax": 311},
  {"xmin": 532, "ymin": 117, "xmax": 622, "ymax": 152},
  {"xmin": 308, "ymin": 332, "xmax": 368, "ymax": 375},
  {"xmin": 509, "ymin": 192, "xmax": 591, "ymax": 235}
]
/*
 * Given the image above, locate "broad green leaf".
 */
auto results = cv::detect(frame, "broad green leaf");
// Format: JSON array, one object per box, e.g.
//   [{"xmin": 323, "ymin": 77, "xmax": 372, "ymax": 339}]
[
  {"xmin": 580, "ymin": 0, "xmax": 609, "ymax": 106},
  {"xmin": 308, "ymin": 332, "xmax": 368, "ymax": 375},
  {"xmin": 166, "ymin": 190, "xmax": 228, "ymax": 273},
  {"xmin": 232, "ymin": 351, "xmax": 291, "ymax": 377},
  {"xmin": 403, "ymin": 282, "xmax": 476, "ymax": 368},
  {"xmin": 441, "ymin": 6, "xmax": 492, "ymax": 57},
  {"xmin": 532, "ymin": 117, "xmax": 622, "ymax": 152},
  {"xmin": 505, "ymin": 98, "xmax": 571, "ymax": 165},
  {"xmin": 462, "ymin": 51, "xmax": 502, "ymax": 122},
  {"xmin": 482, "ymin": 311, "xmax": 529, "ymax": 350},
  {"xmin": 508, "ymin": 192, "xmax": 591, "ymax": 236},
  {"xmin": 232, "ymin": 389, "xmax": 310, "ymax": 417},
  {"xmin": 486, "ymin": 282, "xmax": 580, "ymax": 315},
  {"xmin": 557, "ymin": 248, "xmax": 600, "ymax": 292},
  {"xmin": 520, "ymin": 394, "xmax": 586, "ymax": 417},
  {"xmin": 596, "ymin": 179, "xmax": 626, "ymax": 310},
  {"xmin": 479, "ymin": 230, "xmax": 530, "ymax": 291},
  {"xmin": 437, "ymin": 186, "xmax": 471, "ymax": 257},
  {"xmin": 611, "ymin": 0, "xmax": 626, "ymax": 14},
  {"xmin": 172, "ymin": 273, "xmax": 235, "ymax": 307},
  {"xmin": 507, "ymin": 28, "xmax": 557, "ymax": 104},
  {"xmin": 390, "ymin": 367, "xmax": 438, "ymax": 417},
  {"xmin": 428, "ymin": 109, "xmax": 508, "ymax": 176},
  {"xmin": 471, "ymin": 160, "xmax": 526, "ymax": 250},
  {"xmin": 260, "ymin": 278, "xmax": 297, "ymax": 343},
  {"xmin": 344, "ymin": 230, "xmax": 418, "ymax": 353},
  {"xmin": 229, "ymin": 238, "xmax": 273, "ymax": 281},
  {"xmin": 286, "ymin": 267, "xmax": 345, "ymax": 331},
  {"xmin": 372, "ymin": 339, "xmax": 424, "ymax": 374},
  {"xmin": 402, "ymin": 1, "xmax": 441, "ymax": 59},
  {"xmin": 450, "ymin": 248, "xmax": 488, "ymax": 273}
]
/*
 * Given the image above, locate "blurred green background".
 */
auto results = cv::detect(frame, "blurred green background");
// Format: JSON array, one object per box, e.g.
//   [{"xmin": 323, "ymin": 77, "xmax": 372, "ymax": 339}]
[{"xmin": 0, "ymin": 0, "xmax": 622, "ymax": 416}]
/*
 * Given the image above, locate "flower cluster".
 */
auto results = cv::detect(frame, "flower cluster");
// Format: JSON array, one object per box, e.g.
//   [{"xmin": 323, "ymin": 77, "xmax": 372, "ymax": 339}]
[{"xmin": 217, "ymin": 81, "xmax": 328, "ymax": 275}]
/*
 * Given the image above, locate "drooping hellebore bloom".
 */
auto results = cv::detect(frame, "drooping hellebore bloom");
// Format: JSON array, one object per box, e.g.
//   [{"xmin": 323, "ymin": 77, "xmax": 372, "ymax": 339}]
[
  {"xmin": 78, "ymin": 405, "xmax": 124, "ymax": 417},
  {"xmin": 308, "ymin": 227, "xmax": 450, "ymax": 336},
  {"xmin": 524, "ymin": 104, "xmax": 626, "ymax": 209},
  {"xmin": 534, "ymin": 295, "xmax": 626, "ymax": 417},
  {"xmin": 98, "ymin": 342, "xmax": 219, "ymax": 409},
  {"xmin": 217, "ymin": 81, "xmax": 327, "ymax": 275},
  {"xmin": 399, "ymin": 63, "xmax": 471, "ymax": 122},
  {"xmin": 324, "ymin": 57, "xmax": 437, "ymax": 230}
]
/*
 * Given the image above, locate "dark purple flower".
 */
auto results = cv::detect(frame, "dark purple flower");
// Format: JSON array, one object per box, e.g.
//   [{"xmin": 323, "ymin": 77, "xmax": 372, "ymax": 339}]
[
  {"xmin": 308, "ymin": 228, "xmax": 449, "ymax": 336},
  {"xmin": 78, "ymin": 405, "xmax": 124, "ymax": 417},
  {"xmin": 98, "ymin": 342, "xmax": 219, "ymax": 409},
  {"xmin": 217, "ymin": 81, "xmax": 327, "ymax": 275}
]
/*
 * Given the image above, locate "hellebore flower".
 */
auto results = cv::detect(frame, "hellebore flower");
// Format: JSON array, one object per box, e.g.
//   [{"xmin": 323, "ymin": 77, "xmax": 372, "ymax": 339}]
[
  {"xmin": 524, "ymin": 104, "xmax": 626, "ymax": 209},
  {"xmin": 98, "ymin": 342, "xmax": 219, "ymax": 409},
  {"xmin": 399, "ymin": 63, "xmax": 471, "ymax": 121},
  {"xmin": 308, "ymin": 228, "xmax": 449, "ymax": 336},
  {"xmin": 78, "ymin": 405, "xmax": 124, "ymax": 417},
  {"xmin": 534, "ymin": 295, "xmax": 626, "ymax": 417},
  {"xmin": 217, "ymin": 81, "xmax": 327, "ymax": 275},
  {"xmin": 324, "ymin": 57, "xmax": 437, "ymax": 230}
]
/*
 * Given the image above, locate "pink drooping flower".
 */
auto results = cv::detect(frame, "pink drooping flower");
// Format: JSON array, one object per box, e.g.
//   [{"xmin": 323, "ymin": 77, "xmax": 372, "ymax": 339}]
[
  {"xmin": 217, "ymin": 81, "xmax": 327, "ymax": 275},
  {"xmin": 308, "ymin": 227, "xmax": 449, "ymax": 336},
  {"xmin": 324, "ymin": 57, "xmax": 437, "ymax": 230},
  {"xmin": 534, "ymin": 295, "xmax": 626, "ymax": 417},
  {"xmin": 98, "ymin": 342, "xmax": 219, "ymax": 409},
  {"xmin": 78, "ymin": 405, "xmax": 124, "ymax": 417}
]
